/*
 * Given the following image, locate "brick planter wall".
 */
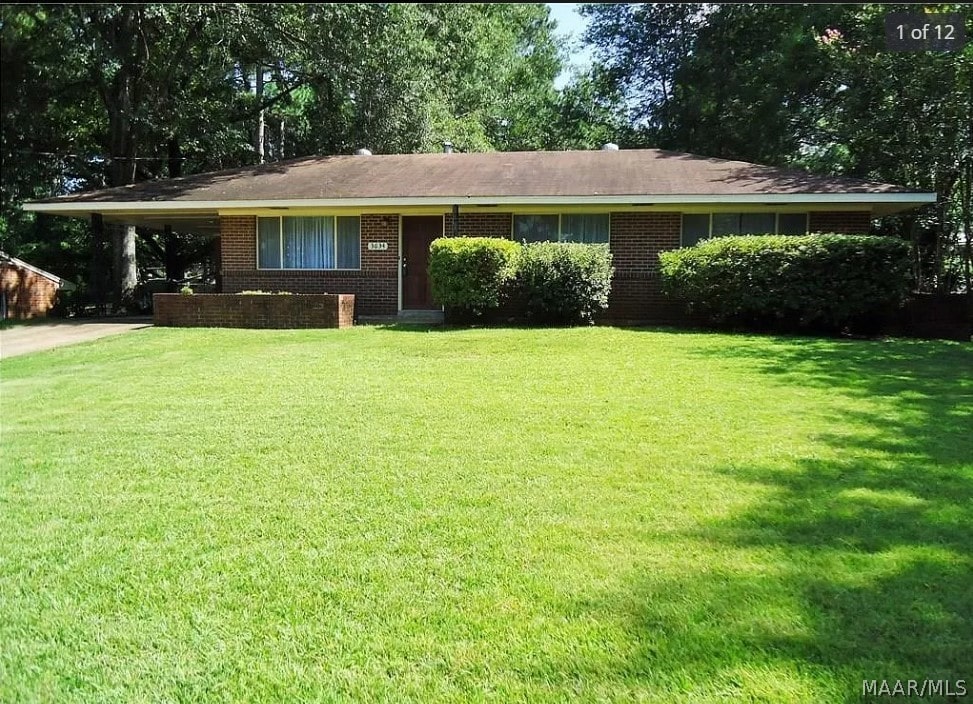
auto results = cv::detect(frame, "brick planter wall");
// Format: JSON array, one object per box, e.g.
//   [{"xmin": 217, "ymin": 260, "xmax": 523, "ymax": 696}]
[{"xmin": 154, "ymin": 293, "xmax": 355, "ymax": 328}]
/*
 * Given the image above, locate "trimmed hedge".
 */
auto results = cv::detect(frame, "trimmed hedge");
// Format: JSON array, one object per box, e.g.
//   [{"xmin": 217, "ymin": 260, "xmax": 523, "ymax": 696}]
[
  {"xmin": 429, "ymin": 237, "xmax": 520, "ymax": 318},
  {"xmin": 428, "ymin": 237, "xmax": 614, "ymax": 325},
  {"xmin": 513, "ymin": 242, "xmax": 614, "ymax": 325},
  {"xmin": 658, "ymin": 234, "xmax": 911, "ymax": 332}
]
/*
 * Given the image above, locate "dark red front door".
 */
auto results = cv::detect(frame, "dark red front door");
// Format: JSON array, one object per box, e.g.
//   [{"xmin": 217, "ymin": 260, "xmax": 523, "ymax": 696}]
[{"xmin": 402, "ymin": 216, "xmax": 441, "ymax": 309}]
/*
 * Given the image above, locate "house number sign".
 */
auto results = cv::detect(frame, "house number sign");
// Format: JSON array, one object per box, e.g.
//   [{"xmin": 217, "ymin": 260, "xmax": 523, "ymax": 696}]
[{"xmin": 367, "ymin": 242, "xmax": 389, "ymax": 251}]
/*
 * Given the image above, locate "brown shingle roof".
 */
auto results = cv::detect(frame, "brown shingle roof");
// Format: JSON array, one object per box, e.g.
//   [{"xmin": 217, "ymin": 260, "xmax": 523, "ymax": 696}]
[{"xmin": 32, "ymin": 149, "xmax": 915, "ymax": 204}]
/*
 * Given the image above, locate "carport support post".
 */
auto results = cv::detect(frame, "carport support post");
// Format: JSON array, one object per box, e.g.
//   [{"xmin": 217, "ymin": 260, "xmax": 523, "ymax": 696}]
[
  {"xmin": 451, "ymin": 204, "xmax": 459, "ymax": 237},
  {"xmin": 90, "ymin": 213, "xmax": 109, "ymax": 312},
  {"xmin": 163, "ymin": 225, "xmax": 181, "ymax": 282}
]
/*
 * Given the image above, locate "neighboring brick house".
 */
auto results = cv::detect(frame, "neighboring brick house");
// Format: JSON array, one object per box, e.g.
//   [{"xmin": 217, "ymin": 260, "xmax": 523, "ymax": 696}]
[
  {"xmin": 24, "ymin": 148, "xmax": 934, "ymax": 322},
  {"xmin": 0, "ymin": 251, "xmax": 73, "ymax": 320}
]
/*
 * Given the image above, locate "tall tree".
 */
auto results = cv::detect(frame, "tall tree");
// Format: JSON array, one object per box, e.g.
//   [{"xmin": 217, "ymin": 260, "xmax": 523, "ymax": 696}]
[
  {"xmin": 581, "ymin": 2, "xmax": 973, "ymax": 291},
  {"xmin": 2, "ymin": 2, "xmax": 622, "ymax": 306},
  {"xmin": 582, "ymin": 3, "xmax": 704, "ymax": 140}
]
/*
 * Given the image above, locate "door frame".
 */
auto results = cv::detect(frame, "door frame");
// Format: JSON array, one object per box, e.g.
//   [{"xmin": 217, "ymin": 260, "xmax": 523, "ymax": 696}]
[{"xmin": 398, "ymin": 214, "xmax": 445, "ymax": 312}]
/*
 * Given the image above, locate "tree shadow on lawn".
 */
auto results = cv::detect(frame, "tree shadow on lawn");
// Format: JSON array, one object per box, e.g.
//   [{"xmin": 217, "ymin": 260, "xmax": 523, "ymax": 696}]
[{"xmin": 528, "ymin": 338, "xmax": 973, "ymax": 700}]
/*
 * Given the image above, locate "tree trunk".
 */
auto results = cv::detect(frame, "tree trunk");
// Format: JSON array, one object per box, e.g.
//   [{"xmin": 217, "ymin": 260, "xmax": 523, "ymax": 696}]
[
  {"xmin": 961, "ymin": 163, "xmax": 972, "ymax": 298},
  {"xmin": 256, "ymin": 65, "xmax": 265, "ymax": 163},
  {"xmin": 101, "ymin": 6, "xmax": 140, "ymax": 307},
  {"xmin": 111, "ymin": 224, "xmax": 137, "ymax": 308},
  {"xmin": 167, "ymin": 136, "xmax": 182, "ymax": 178},
  {"xmin": 935, "ymin": 194, "xmax": 945, "ymax": 293},
  {"xmin": 908, "ymin": 215, "xmax": 922, "ymax": 292}
]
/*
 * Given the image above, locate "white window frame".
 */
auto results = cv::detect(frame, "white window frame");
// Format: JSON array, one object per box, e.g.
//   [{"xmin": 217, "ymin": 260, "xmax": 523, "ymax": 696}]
[
  {"xmin": 680, "ymin": 212, "xmax": 808, "ymax": 246},
  {"xmin": 511, "ymin": 213, "xmax": 611, "ymax": 243},
  {"xmin": 256, "ymin": 215, "xmax": 362, "ymax": 271}
]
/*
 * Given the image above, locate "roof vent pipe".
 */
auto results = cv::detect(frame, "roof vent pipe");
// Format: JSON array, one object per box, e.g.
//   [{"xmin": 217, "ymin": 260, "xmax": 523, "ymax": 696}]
[
  {"xmin": 601, "ymin": 142, "xmax": 620, "ymax": 151},
  {"xmin": 354, "ymin": 148, "xmax": 372, "ymax": 156},
  {"xmin": 443, "ymin": 141, "xmax": 453, "ymax": 154}
]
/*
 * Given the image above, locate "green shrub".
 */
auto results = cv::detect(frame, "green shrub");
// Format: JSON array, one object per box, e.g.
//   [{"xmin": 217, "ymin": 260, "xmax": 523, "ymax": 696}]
[
  {"xmin": 428, "ymin": 237, "xmax": 520, "ymax": 319},
  {"xmin": 512, "ymin": 242, "xmax": 614, "ymax": 325},
  {"xmin": 179, "ymin": 284, "xmax": 193, "ymax": 295},
  {"xmin": 658, "ymin": 234, "xmax": 911, "ymax": 332}
]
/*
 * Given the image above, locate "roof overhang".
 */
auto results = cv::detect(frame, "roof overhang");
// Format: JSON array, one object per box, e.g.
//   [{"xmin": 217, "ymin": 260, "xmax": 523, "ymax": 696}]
[
  {"xmin": 23, "ymin": 192, "xmax": 937, "ymax": 212},
  {"xmin": 22, "ymin": 191, "xmax": 938, "ymax": 228}
]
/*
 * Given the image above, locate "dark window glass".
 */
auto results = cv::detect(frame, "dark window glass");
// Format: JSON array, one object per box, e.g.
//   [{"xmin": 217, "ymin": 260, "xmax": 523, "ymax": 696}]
[
  {"xmin": 740, "ymin": 213, "xmax": 776, "ymax": 234},
  {"xmin": 711, "ymin": 213, "xmax": 740, "ymax": 236},
  {"xmin": 682, "ymin": 214, "xmax": 710, "ymax": 246},
  {"xmin": 778, "ymin": 213, "xmax": 808, "ymax": 235}
]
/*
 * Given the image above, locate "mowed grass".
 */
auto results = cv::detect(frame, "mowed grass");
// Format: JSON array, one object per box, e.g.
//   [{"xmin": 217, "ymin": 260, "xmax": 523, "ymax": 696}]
[{"xmin": 1, "ymin": 325, "xmax": 971, "ymax": 703}]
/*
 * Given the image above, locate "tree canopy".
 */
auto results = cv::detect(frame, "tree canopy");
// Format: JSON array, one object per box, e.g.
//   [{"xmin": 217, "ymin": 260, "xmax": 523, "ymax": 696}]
[
  {"xmin": 2, "ymin": 3, "xmax": 969, "ymax": 300},
  {"xmin": 583, "ymin": 2, "xmax": 972, "ymax": 291}
]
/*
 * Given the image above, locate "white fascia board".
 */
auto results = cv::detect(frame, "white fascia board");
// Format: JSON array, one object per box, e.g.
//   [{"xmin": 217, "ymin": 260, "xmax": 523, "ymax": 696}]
[{"xmin": 22, "ymin": 192, "xmax": 937, "ymax": 213}]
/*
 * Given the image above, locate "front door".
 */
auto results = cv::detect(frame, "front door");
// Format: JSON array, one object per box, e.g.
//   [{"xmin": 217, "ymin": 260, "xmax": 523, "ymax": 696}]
[{"xmin": 401, "ymin": 216, "xmax": 442, "ymax": 309}]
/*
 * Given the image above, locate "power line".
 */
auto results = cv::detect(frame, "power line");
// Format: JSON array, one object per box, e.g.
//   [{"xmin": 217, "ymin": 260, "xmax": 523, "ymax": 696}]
[{"xmin": 8, "ymin": 149, "xmax": 187, "ymax": 161}]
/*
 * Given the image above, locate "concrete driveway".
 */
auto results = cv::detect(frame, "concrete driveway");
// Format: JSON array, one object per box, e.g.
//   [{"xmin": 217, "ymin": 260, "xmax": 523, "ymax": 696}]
[{"xmin": 0, "ymin": 317, "xmax": 152, "ymax": 359}]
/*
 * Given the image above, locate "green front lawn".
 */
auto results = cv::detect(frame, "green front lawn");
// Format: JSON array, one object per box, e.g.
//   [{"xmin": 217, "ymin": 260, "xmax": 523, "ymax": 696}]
[{"xmin": 1, "ymin": 326, "xmax": 971, "ymax": 703}]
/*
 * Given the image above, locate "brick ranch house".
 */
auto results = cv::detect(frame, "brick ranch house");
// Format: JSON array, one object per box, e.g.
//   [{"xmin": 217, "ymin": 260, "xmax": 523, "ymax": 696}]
[
  {"xmin": 1, "ymin": 251, "xmax": 74, "ymax": 320},
  {"xmin": 24, "ymin": 148, "xmax": 935, "ymax": 322}
]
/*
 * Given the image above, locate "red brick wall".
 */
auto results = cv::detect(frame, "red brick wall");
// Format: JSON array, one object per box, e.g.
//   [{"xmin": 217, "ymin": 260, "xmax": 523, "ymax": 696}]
[
  {"xmin": 809, "ymin": 211, "xmax": 872, "ymax": 234},
  {"xmin": 605, "ymin": 212, "xmax": 684, "ymax": 322},
  {"xmin": 216, "ymin": 209, "xmax": 876, "ymax": 323},
  {"xmin": 219, "ymin": 216, "xmax": 257, "ymax": 270},
  {"xmin": 219, "ymin": 214, "xmax": 399, "ymax": 316},
  {"xmin": 1, "ymin": 263, "xmax": 60, "ymax": 319},
  {"xmin": 444, "ymin": 212, "xmax": 512, "ymax": 238},
  {"xmin": 154, "ymin": 293, "xmax": 355, "ymax": 328}
]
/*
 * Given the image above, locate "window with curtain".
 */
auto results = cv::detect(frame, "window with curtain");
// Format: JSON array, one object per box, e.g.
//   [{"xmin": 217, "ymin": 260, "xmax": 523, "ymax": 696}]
[
  {"xmin": 514, "ymin": 214, "xmax": 610, "ymax": 243},
  {"xmin": 336, "ymin": 216, "xmax": 361, "ymax": 269},
  {"xmin": 514, "ymin": 214, "xmax": 559, "ymax": 243},
  {"xmin": 257, "ymin": 216, "xmax": 361, "ymax": 269},
  {"xmin": 682, "ymin": 212, "xmax": 808, "ymax": 245},
  {"xmin": 257, "ymin": 218, "xmax": 282, "ymax": 268},
  {"xmin": 560, "ymin": 214, "xmax": 610, "ymax": 243}
]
